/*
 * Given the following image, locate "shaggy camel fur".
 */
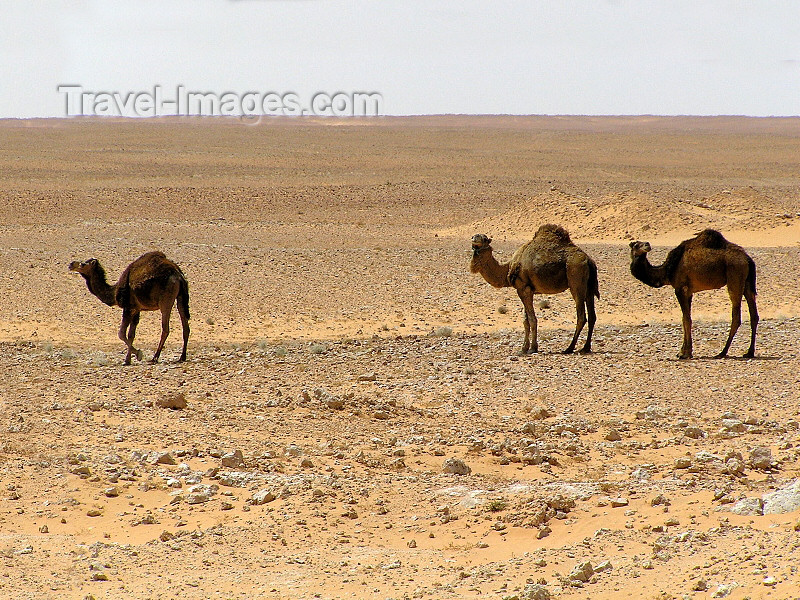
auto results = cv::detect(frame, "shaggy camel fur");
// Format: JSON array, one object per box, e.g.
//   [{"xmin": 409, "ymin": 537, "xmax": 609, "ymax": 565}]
[
  {"xmin": 629, "ymin": 229, "xmax": 757, "ymax": 359},
  {"xmin": 470, "ymin": 224, "xmax": 600, "ymax": 354},
  {"xmin": 69, "ymin": 251, "xmax": 190, "ymax": 365}
]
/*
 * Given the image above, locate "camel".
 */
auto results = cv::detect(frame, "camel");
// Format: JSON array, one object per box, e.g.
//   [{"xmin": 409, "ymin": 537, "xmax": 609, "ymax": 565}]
[
  {"xmin": 470, "ymin": 224, "xmax": 600, "ymax": 355},
  {"xmin": 69, "ymin": 251, "xmax": 190, "ymax": 365},
  {"xmin": 629, "ymin": 229, "xmax": 757, "ymax": 359}
]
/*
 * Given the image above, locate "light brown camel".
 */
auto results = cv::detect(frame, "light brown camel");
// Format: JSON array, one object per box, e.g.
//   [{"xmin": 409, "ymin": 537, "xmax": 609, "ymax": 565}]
[
  {"xmin": 470, "ymin": 224, "xmax": 600, "ymax": 354},
  {"xmin": 69, "ymin": 251, "xmax": 190, "ymax": 365},
  {"xmin": 629, "ymin": 229, "xmax": 757, "ymax": 359}
]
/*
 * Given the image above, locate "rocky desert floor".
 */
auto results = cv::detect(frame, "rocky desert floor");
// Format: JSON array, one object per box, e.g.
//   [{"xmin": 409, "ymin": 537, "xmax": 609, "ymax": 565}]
[{"xmin": 0, "ymin": 116, "xmax": 799, "ymax": 600}]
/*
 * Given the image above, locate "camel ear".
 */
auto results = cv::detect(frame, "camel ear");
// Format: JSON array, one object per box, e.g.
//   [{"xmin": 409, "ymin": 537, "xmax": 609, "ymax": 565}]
[
  {"xmin": 487, "ymin": 238, "xmax": 492, "ymax": 244},
  {"xmin": 629, "ymin": 241, "xmax": 635, "ymax": 248}
]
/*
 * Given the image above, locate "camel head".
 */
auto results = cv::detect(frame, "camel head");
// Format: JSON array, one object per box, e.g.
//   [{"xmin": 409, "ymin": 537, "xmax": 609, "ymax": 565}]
[
  {"xmin": 629, "ymin": 241, "xmax": 651, "ymax": 259},
  {"xmin": 69, "ymin": 258, "xmax": 100, "ymax": 276},
  {"xmin": 471, "ymin": 234, "xmax": 493, "ymax": 256}
]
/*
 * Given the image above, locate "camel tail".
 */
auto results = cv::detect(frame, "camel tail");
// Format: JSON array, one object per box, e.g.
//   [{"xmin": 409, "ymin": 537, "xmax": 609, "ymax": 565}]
[
  {"xmin": 178, "ymin": 276, "xmax": 190, "ymax": 320},
  {"xmin": 746, "ymin": 255, "xmax": 757, "ymax": 296},
  {"xmin": 588, "ymin": 259, "xmax": 600, "ymax": 299}
]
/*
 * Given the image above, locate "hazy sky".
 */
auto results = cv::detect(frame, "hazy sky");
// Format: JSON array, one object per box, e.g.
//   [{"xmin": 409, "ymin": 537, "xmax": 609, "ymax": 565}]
[{"xmin": 1, "ymin": 0, "xmax": 799, "ymax": 117}]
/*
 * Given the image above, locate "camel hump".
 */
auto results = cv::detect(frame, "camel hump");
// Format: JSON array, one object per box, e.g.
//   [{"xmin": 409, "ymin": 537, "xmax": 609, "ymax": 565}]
[
  {"xmin": 116, "ymin": 251, "xmax": 183, "ymax": 305},
  {"xmin": 694, "ymin": 228, "xmax": 728, "ymax": 249},
  {"xmin": 534, "ymin": 224, "xmax": 573, "ymax": 246}
]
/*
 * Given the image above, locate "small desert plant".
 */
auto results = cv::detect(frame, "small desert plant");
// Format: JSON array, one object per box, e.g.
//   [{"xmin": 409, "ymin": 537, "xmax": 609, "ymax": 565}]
[
  {"xmin": 257, "ymin": 339, "xmax": 270, "ymax": 351},
  {"xmin": 432, "ymin": 326, "xmax": 453, "ymax": 338},
  {"xmin": 59, "ymin": 348, "xmax": 77, "ymax": 360},
  {"xmin": 309, "ymin": 343, "xmax": 327, "ymax": 355},
  {"xmin": 497, "ymin": 305, "xmax": 509, "ymax": 314},
  {"xmin": 274, "ymin": 346, "xmax": 287, "ymax": 357},
  {"xmin": 206, "ymin": 317, "xmax": 215, "ymax": 325},
  {"xmin": 88, "ymin": 351, "xmax": 109, "ymax": 367},
  {"xmin": 486, "ymin": 498, "xmax": 508, "ymax": 512}
]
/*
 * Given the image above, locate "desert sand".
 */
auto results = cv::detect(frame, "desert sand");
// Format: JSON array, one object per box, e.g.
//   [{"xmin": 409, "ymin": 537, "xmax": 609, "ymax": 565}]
[{"xmin": 0, "ymin": 116, "xmax": 799, "ymax": 600}]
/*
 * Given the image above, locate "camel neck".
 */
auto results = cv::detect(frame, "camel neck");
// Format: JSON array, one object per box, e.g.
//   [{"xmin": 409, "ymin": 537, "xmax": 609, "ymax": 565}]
[
  {"xmin": 83, "ymin": 269, "xmax": 118, "ymax": 306},
  {"xmin": 630, "ymin": 254, "xmax": 668, "ymax": 288},
  {"xmin": 471, "ymin": 249, "xmax": 511, "ymax": 288}
]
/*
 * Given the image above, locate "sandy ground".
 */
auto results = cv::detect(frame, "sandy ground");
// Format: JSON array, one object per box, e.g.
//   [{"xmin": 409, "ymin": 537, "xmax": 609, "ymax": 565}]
[{"xmin": 0, "ymin": 116, "xmax": 799, "ymax": 600}]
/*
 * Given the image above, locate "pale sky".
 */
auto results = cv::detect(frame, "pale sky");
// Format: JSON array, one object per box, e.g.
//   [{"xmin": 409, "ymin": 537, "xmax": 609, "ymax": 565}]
[{"xmin": 1, "ymin": 0, "xmax": 799, "ymax": 117}]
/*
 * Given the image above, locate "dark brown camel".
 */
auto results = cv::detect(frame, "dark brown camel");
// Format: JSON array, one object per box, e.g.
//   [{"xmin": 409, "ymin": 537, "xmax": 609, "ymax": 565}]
[
  {"xmin": 69, "ymin": 251, "xmax": 190, "ymax": 365},
  {"xmin": 470, "ymin": 224, "xmax": 600, "ymax": 354},
  {"xmin": 629, "ymin": 229, "xmax": 757, "ymax": 359}
]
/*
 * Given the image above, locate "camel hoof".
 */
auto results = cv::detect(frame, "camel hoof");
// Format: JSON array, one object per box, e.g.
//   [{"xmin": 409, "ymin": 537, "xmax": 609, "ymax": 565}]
[
  {"xmin": 742, "ymin": 351, "xmax": 755, "ymax": 359},
  {"xmin": 578, "ymin": 347, "xmax": 592, "ymax": 355},
  {"xmin": 677, "ymin": 354, "xmax": 691, "ymax": 360},
  {"xmin": 713, "ymin": 352, "xmax": 727, "ymax": 359},
  {"xmin": 561, "ymin": 348, "xmax": 575, "ymax": 355},
  {"xmin": 149, "ymin": 358, "xmax": 160, "ymax": 364},
  {"xmin": 178, "ymin": 355, "xmax": 187, "ymax": 362},
  {"xmin": 123, "ymin": 359, "xmax": 132, "ymax": 366}
]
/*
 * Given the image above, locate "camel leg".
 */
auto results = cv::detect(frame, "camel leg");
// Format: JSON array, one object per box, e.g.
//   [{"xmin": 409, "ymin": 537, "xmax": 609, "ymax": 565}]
[
  {"xmin": 579, "ymin": 294, "xmax": 596, "ymax": 354},
  {"xmin": 675, "ymin": 288, "xmax": 693, "ymax": 359},
  {"xmin": 127, "ymin": 313, "xmax": 143, "ymax": 362},
  {"xmin": 151, "ymin": 305, "xmax": 172, "ymax": 364},
  {"xmin": 563, "ymin": 290, "xmax": 587, "ymax": 354},
  {"xmin": 716, "ymin": 284, "xmax": 744, "ymax": 359},
  {"xmin": 517, "ymin": 287, "xmax": 537, "ymax": 354},
  {"xmin": 743, "ymin": 286, "xmax": 758, "ymax": 358},
  {"xmin": 177, "ymin": 294, "xmax": 190, "ymax": 362},
  {"xmin": 118, "ymin": 310, "xmax": 140, "ymax": 365}
]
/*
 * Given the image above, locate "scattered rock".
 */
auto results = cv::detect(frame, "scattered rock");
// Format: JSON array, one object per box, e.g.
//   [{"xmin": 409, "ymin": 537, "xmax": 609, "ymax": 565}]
[
  {"xmin": 185, "ymin": 484, "xmax": 218, "ymax": 505},
  {"xmin": 730, "ymin": 497, "xmax": 764, "ymax": 516},
  {"xmin": 442, "ymin": 457, "xmax": 471, "ymax": 476},
  {"xmin": 604, "ymin": 429, "xmax": 622, "ymax": 441},
  {"xmin": 711, "ymin": 582, "xmax": 738, "ymax": 597},
  {"xmin": 522, "ymin": 583, "xmax": 551, "ymax": 600},
  {"xmin": 674, "ymin": 457, "xmax": 691, "ymax": 469},
  {"xmin": 650, "ymin": 494, "xmax": 670, "ymax": 507},
  {"xmin": 763, "ymin": 479, "xmax": 800, "ymax": 514},
  {"xmin": 284, "ymin": 444, "xmax": 303, "ymax": 457},
  {"xmin": 221, "ymin": 450, "xmax": 244, "ymax": 468},
  {"xmin": 156, "ymin": 392, "xmax": 187, "ymax": 410},
  {"xmin": 527, "ymin": 405, "xmax": 552, "ymax": 420},
  {"xmin": 721, "ymin": 418, "xmax": 746, "ymax": 433},
  {"xmin": 313, "ymin": 388, "xmax": 345, "ymax": 409},
  {"xmin": 683, "ymin": 426, "xmax": 705, "ymax": 439},
  {"xmin": 569, "ymin": 561, "xmax": 594, "ymax": 582},
  {"xmin": 251, "ymin": 489, "xmax": 276, "ymax": 505},
  {"xmin": 610, "ymin": 497, "xmax": 629, "ymax": 508},
  {"xmin": 749, "ymin": 446, "xmax": 773, "ymax": 470},
  {"xmin": 154, "ymin": 452, "xmax": 176, "ymax": 465},
  {"xmin": 692, "ymin": 578, "xmax": 708, "ymax": 591},
  {"xmin": 594, "ymin": 560, "xmax": 612, "ymax": 572}
]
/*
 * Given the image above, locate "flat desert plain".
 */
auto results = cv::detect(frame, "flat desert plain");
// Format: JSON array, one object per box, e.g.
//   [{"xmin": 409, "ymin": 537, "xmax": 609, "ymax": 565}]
[{"xmin": 0, "ymin": 116, "xmax": 799, "ymax": 600}]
